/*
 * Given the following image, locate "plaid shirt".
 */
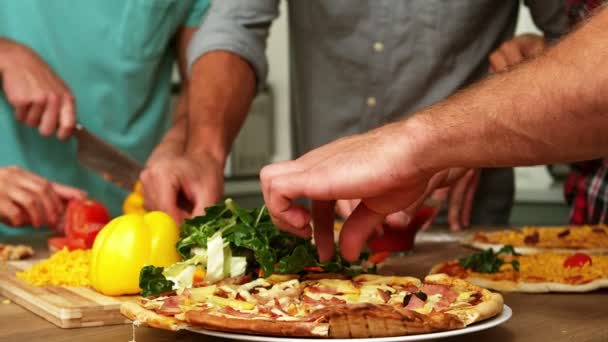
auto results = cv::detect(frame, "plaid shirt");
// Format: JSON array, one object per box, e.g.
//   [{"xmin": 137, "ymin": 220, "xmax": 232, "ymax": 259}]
[{"xmin": 563, "ymin": 0, "xmax": 606, "ymax": 224}]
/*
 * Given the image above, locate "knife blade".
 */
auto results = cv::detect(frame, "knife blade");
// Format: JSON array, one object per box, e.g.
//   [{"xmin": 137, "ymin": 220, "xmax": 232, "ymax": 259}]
[
  {"xmin": 74, "ymin": 124, "xmax": 142, "ymax": 191},
  {"xmin": 74, "ymin": 124, "xmax": 193, "ymax": 212}
]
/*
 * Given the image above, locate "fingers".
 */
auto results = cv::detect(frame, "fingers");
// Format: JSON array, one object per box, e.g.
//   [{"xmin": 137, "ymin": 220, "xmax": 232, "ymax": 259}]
[
  {"xmin": 19, "ymin": 177, "xmax": 62, "ymax": 226},
  {"xmin": 0, "ymin": 198, "xmax": 26, "ymax": 226},
  {"xmin": 447, "ymin": 169, "xmax": 476, "ymax": 231},
  {"xmin": 38, "ymin": 94, "xmax": 60, "ymax": 137},
  {"xmin": 489, "ymin": 51, "xmax": 508, "ymax": 73},
  {"xmin": 312, "ymin": 200, "xmax": 336, "ymax": 262},
  {"xmin": 6, "ymin": 182, "xmax": 44, "ymax": 227},
  {"xmin": 339, "ymin": 202, "xmax": 385, "ymax": 262},
  {"xmin": 461, "ymin": 170, "xmax": 480, "ymax": 228},
  {"xmin": 51, "ymin": 182, "xmax": 87, "ymax": 200},
  {"xmin": 56, "ymin": 95, "xmax": 76, "ymax": 140},
  {"xmin": 261, "ymin": 167, "xmax": 314, "ymax": 230},
  {"xmin": 25, "ymin": 100, "xmax": 44, "ymax": 128},
  {"xmin": 141, "ymin": 168, "xmax": 182, "ymax": 223},
  {"xmin": 335, "ymin": 199, "xmax": 357, "ymax": 220}
]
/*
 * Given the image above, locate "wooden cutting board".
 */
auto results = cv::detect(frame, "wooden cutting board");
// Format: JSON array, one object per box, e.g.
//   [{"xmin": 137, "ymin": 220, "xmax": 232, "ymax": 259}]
[{"xmin": 0, "ymin": 260, "xmax": 136, "ymax": 328}]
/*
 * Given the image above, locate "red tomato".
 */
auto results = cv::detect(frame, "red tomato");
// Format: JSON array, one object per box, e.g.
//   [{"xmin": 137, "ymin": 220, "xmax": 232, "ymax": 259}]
[
  {"xmin": 83, "ymin": 223, "xmax": 105, "ymax": 248},
  {"xmin": 64, "ymin": 199, "xmax": 110, "ymax": 241},
  {"xmin": 563, "ymin": 253, "xmax": 592, "ymax": 268}
]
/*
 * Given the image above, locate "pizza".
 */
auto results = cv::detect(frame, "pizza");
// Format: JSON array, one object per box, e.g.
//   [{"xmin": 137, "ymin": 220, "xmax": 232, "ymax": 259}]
[
  {"xmin": 0, "ymin": 243, "xmax": 34, "ymax": 261},
  {"xmin": 463, "ymin": 225, "xmax": 608, "ymax": 255},
  {"xmin": 120, "ymin": 273, "xmax": 503, "ymax": 338},
  {"xmin": 430, "ymin": 246, "xmax": 608, "ymax": 292}
]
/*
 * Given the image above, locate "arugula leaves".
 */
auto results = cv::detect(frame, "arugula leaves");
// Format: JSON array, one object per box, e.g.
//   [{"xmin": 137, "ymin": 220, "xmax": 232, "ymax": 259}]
[
  {"xmin": 459, "ymin": 245, "xmax": 520, "ymax": 273},
  {"xmin": 176, "ymin": 199, "xmax": 370, "ymax": 277},
  {"xmin": 139, "ymin": 266, "xmax": 175, "ymax": 297}
]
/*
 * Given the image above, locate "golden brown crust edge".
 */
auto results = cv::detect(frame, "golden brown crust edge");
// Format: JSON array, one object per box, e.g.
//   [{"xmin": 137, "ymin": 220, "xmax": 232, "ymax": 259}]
[
  {"xmin": 185, "ymin": 311, "xmax": 327, "ymax": 337},
  {"xmin": 120, "ymin": 301, "xmax": 188, "ymax": 331}
]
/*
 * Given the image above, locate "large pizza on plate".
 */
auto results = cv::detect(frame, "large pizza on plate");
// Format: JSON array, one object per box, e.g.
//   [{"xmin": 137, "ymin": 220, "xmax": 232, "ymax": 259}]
[
  {"xmin": 118, "ymin": 199, "xmax": 505, "ymax": 338},
  {"xmin": 121, "ymin": 273, "xmax": 503, "ymax": 338}
]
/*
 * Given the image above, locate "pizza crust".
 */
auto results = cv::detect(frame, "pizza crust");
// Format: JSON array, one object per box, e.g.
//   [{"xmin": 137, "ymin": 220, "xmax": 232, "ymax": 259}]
[
  {"xmin": 185, "ymin": 304, "xmax": 465, "ymax": 338},
  {"xmin": 465, "ymin": 276, "xmax": 608, "ymax": 293},
  {"xmin": 423, "ymin": 274, "xmax": 503, "ymax": 326},
  {"xmin": 120, "ymin": 301, "xmax": 188, "ymax": 331}
]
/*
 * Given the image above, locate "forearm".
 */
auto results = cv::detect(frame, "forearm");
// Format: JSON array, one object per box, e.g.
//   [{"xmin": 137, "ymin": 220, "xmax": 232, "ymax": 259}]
[
  {"xmin": 412, "ymin": 8, "xmax": 608, "ymax": 172},
  {"xmin": 186, "ymin": 51, "xmax": 256, "ymax": 163}
]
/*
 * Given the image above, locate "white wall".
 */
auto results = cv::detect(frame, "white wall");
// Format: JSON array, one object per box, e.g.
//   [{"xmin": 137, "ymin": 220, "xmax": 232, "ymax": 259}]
[{"xmin": 266, "ymin": 1, "xmax": 291, "ymax": 162}]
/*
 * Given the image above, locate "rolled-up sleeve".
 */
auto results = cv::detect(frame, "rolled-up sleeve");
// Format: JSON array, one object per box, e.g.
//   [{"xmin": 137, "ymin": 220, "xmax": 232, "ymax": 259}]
[
  {"xmin": 524, "ymin": 0, "xmax": 570, "ymax": 40},
  {"xmin": 187, "ymin": 0, "xmax": 280, "ymax": 87}
]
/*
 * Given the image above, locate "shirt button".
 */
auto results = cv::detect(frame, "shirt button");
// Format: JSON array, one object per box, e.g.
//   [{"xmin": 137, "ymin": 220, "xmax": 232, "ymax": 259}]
[
  {"xmin": 373, "ymin": 41, "xmax": 384, "ymax": 52},
  {"xmin": 367, "ymin": 97, "xmax": 377, "ymax": 108}
]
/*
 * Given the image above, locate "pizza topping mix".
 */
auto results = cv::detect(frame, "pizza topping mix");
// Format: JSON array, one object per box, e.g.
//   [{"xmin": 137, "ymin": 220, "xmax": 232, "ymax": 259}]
[
  {"xmin": 17, "ymin": 248, "xmax": 90, "ymax": 287},
  {"xmin": 139, "ymin": 274, "xmax": 492, "ymax": 327}
]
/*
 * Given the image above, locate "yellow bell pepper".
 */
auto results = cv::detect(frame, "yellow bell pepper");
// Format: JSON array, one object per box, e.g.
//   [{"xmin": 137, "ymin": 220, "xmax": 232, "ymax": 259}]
[
  {"xmin": 122, "ymin": 181, "xmax": 147, "ymax": 215},
  {"xmin": 89, "ymin": 211, "xmax": 181, "ymax": 296}
]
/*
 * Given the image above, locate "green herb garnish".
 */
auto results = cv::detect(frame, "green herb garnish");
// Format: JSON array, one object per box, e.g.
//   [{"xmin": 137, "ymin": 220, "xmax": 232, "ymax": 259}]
[
  {"xmin": 139, "ymin": 266, "xmax": 174, "ymax": 297},
  {"xmin": 459, "ymin": 245, "xmax": 520, "ymax": 273}
]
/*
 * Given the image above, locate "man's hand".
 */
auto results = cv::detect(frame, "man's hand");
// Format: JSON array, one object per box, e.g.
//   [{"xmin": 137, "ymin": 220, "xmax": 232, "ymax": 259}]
[
  {"xmin": 140, "ymin": 153, "xmax": 224, "ymax": 224},
  {"xmin": 261, "ymin": 121, "xmax": 466, "ymax": 262},
  {"xmin": 0, "ymin": 166, "xmax": 86, "ymax": 228},
  {"xmin": 489, "ymin": 33, "xmax": 546, "ymax": 73},
  {"xmin": 425, "ymin": 169, "xmax": 480, "ymax": 231},
  {"xmin": 0, "ymin": 38, "xmax": 76, "ymax": 139}
]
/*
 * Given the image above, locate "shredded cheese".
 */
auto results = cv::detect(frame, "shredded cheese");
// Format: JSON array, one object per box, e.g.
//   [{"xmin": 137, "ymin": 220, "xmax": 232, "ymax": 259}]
[{"xmin": 16, "ymin": 248, "xmax": 91, "ymax": 287}]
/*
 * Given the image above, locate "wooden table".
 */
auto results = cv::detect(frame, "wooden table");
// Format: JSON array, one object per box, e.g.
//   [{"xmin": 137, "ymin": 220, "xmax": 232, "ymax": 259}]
[{"xmin": 2, "ymin": 230, "xmax": 608, "ymax": 342}]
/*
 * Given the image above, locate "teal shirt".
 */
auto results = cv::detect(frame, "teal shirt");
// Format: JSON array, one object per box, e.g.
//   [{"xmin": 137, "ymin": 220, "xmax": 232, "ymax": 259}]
[{"xmin": 0, "ymin": 0, "xmax": 208, "ymax": 235}]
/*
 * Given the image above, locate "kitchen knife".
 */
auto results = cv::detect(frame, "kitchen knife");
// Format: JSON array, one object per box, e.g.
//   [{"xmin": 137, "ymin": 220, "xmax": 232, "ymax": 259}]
[
  {"xmin": 74, "ymin": 124, "xmax": 193, "ymax": 212},
  {"xmin": 74, "ymin": 123, "xmax": 142, "ymax": 191}
]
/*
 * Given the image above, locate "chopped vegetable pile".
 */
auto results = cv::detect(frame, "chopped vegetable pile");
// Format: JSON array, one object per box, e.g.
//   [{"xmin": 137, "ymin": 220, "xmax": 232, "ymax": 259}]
[
  {"xmin": 140, "ymin": 199, "xmax": 374, "ymax": 297},
  {"xmin": 459, "ymin": 245, "xmax": 520, "ymax": 273},
  {"xmin": 17, "ymin": 248, "xmax": 91, "ymax": 287}
]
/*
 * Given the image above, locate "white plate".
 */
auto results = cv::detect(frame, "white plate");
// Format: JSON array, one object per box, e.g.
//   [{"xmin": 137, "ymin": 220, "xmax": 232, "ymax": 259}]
[{"xmin": 187, "ymin": 305, "xmax": 512, "ymax": 342}]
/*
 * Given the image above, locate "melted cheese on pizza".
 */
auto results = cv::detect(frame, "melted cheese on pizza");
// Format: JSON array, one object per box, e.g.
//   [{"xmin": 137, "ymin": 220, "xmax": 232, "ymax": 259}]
[{"xmin": 143, "ymin": 274, "xmax": 483, "ymax": 323}]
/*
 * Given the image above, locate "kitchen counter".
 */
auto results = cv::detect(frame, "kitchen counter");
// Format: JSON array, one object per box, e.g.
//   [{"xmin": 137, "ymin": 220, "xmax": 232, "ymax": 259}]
[{"xmin": 1, "ymin": 230, "xmax": 607, "ymax": 342}]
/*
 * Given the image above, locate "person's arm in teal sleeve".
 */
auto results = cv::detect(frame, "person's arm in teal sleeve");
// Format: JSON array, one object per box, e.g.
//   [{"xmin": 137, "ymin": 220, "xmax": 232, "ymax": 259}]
[
  {"xmin": 0, "ymin": 37, "xmax": 76, "ymax": 140},
  {"xmin": 185, "ymin": 0, "xmax": 210, "ymax": 28}
]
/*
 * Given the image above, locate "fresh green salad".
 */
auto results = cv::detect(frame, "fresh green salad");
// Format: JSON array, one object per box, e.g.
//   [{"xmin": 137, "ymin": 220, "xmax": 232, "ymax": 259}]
[{"xmin": 140, "ymin": 199, "xmax": 373, "ymax": 297}]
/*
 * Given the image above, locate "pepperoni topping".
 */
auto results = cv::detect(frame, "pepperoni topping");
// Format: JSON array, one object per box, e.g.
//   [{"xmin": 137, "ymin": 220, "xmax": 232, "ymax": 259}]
[
  {"xmin": 524, "ymin": 231, "xmax": 540, "ymax": 245},
  {"xmin": 468, "ymin": 292, "xmax": 483, "ymax": 306},
  {"xmin": 421, "ymin": 284, "xmax": 457, "ymax": 304},
  {"xmin": 377, "ymin": 289, "xmax": 391, "ymax": 303},
  {"xmin": 557, "ymin": 229, "xmax": 570, "ymax": 238}
]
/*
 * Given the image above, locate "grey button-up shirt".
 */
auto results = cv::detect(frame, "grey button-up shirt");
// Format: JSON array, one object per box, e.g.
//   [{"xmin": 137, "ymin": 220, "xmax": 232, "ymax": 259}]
[{"xmin": 188, "ymin": 0, "xmax": 568, "ymax": 224}]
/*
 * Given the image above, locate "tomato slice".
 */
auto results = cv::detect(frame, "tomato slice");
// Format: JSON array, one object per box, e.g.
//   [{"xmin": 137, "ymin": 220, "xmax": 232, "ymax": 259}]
[
  {"xmin": 64, "ymin": 199, "xmax": 110, "ymax": 240},
  {"xmin": 84, "ymin": 223, "xmax": 105, "ymax": 248},
  {"xmin": 563, "ymin": 253, "xmax": 592, "ymax": 268}
]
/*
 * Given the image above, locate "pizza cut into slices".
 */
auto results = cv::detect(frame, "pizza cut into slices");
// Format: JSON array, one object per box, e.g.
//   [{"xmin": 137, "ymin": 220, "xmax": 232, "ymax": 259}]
[
  {"xmin": 464, "ymin": 225, "xmax": 608, "ymax": 255},
  {"xmin": 121, "ymin": 273, "xmax": 503, "ymax": 338},
  {"xmin": 0, "ymin": 243, "xmax": 34, "ymax": 262},
  {"xmin": 430, "ymin": 246, "xmax": 608, "ymax": 292}
]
